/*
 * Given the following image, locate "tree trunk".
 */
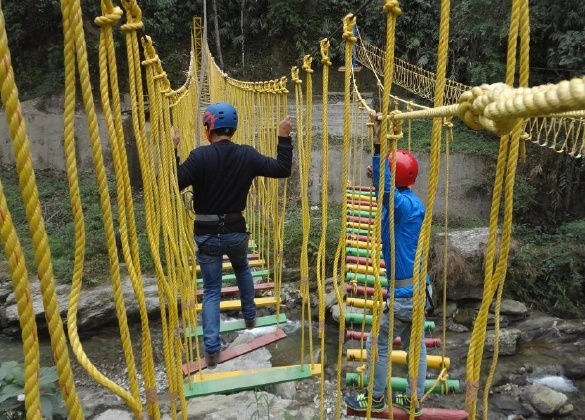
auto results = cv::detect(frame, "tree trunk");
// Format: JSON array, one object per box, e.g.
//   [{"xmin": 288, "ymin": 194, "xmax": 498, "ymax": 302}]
[
  {"xmin": 240, "ymin": 0, "xmax": 245, "ymax": 76},
  {"xmin": 212, "ymin": 0, "xmax": 223, "ymax": 69}
]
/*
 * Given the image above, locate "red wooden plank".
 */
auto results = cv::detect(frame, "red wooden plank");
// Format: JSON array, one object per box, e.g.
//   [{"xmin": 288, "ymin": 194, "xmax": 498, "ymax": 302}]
[
  {"xmin": 346, "ymin": 256, "xmax": 386, "ymax": 269},
  {"xmin": 347, "ymin": 199, "xmax": 377, "ymax": 207},
  {"xmin": 182, "ymin": 329, "xmax": 287, "ymax": 375},
  {"xmin": 347, "ymin": 215, "xmax": 375, "ymax": 224},
  {"xmin": 347, "ymin": 186, "xmax": 375, "ymax": 192},
  {"xmin": 346, "ymin": 284, "xmax": 388, "ymax": 299},
  {"xmin": 346, "ymin": 234, "xmax": 380, "ymax": 243},
  {"xmin": 196, "ymin": 282, "xmax": 275, "ymax": 298},
  {"xmin": 346, "ymin": 407, "xmax": 468, "ymax": 419},
  {"xmin": 345, "ymin": 330, "xmax": 441, "ymax": 348}
]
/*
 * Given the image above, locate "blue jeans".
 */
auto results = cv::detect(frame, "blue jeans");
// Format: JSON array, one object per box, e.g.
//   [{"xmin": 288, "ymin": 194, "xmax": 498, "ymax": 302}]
[
  {"xmin": 366, "ymin": 299, "xmax": 427, "ymax": 399},
  {"xmin": 195, "ymin": 232, "xmax": 256, "ymax": 354}
]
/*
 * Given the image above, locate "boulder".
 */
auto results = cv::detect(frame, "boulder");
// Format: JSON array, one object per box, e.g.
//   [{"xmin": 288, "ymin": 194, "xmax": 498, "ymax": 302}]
[
  {"xmin": 563, "ymin": 354, "xmax": 585, "ymax": 380},
  {"xmin": 520, "ymin": 384, "xmax": 569, "ymax": 416},
  {"xmin": 490, "ymin": 394, "xmax": 533, "ymax": 417},
  {"xmin": 484, "ymin": 328, "xmax": 521, "ymax": 356}
]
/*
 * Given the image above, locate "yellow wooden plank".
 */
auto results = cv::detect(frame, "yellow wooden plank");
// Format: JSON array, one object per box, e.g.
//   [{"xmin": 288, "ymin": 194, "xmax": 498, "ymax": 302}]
[
  {"xmin": 346, "ymin": 263, "xmax": 386, "ymax": 276},
  {"xmin": 194, "ymin": 296, "xmax": 279, "ymax": 312},
  {"xmin": 186, "ymin": 364, "xmax": 322, "ymax": 383},
  {"xmin": 346, "ymin": 297, "xmax": 385, "ymax": 310},
  {"xmin": 346, "ymin": 349, "xmax": 450, "ymax": 369}
]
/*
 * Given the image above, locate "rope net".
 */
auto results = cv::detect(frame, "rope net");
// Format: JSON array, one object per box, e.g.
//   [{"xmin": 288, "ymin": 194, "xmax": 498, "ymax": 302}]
[{"xmin": 0, "ymin": 0, "xmax": 583, "ymax": 419}]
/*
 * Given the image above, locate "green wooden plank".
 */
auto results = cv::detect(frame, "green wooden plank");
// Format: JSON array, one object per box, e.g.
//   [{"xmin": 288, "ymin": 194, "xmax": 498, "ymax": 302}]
[
  {"xmin": 345, "ymin": 374, "xmax": 460, "ymax": 393},
  {"xmin": 188, "ymin": 313, "xmax": 287, "ymax": 338},
  {"xmin": 346, "ymin": 228, "xmax": 373, "ymax": 236},
  {"xmin": 346, "ymin": 190, "xmax": 375, "ymax": 197},
  {"xmin": 345, "ymin": 247, "xmax": 384, "ymax": 258},
  {"xmin": 196, "ymin": 269, "xmax": 268, "ymax": 285},
  {"xmin": 346, "ymin": 272, "xmax": 388, "ymax": 288},
  {"xmin": 347, "ymin": 209, "xmax": 377, "ymax": 218},
  {"xmin": 345, "ymin": 312, "xmax": 435, "ymax": 331},
  {"xmin": 184, "ymin": 364, "xmax": 319, "ymax": 398}
]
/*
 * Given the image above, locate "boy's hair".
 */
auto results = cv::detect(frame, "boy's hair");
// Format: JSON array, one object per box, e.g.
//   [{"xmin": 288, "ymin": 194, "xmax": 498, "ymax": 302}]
[{"xmin": 212, "ymin": 127, "xmax": 235, "ymax": 137}]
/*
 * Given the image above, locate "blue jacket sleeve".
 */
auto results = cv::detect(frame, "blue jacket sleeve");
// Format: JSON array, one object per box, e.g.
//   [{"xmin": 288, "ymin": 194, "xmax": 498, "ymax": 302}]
[{"xmin": 372, "ymin": 152, "xmax": 411, "ymax": 223}]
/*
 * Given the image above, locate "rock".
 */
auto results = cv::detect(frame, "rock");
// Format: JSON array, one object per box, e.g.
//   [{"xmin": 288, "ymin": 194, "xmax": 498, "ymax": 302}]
[
  {"xmin": 485, "ymin": 328, "xmax": 521, "ymax": 356},
  {"xmin": 268, "ymin": 381, "xmax": 297, "ymax": 400},
  {"xmin": 490, "ymin": 394, "xmax": 533, "ymax": 417},
  {"xmin": 330, "ymin": 303, "xmax": 362, "ymax": 323},
  {"xmin": 494, "ymin": 299, "xmax": 528, "ymax": 316},
  {"xmin": 564, "ymin": 354, "xmax": 585, "ymax": 379},
  {"xmin": 520, "ymin": 384, "xmax": 568, "ymax": 416},
  {"xmin": 558, "ymin": 403, "xmax": 574, "ymax": 416},
  {"xmin": 1, "ymin": 275, "xmax": 163, "ymax": 336},
  {"xmin": 447, "ymin": 287, "xmax": 484, "ymax": 301},
  {"xmin": 324, "ymin": 288, "xmax": 341, "ymax": 311},
  {"xmin": 446, "ymin": 319, "xmax": 469, "ymax": 333},
  {"xmin": 171, "ymin": 391, "xmax": 316, "ymax": 420},
  {"xmin": 516, "ymin": 312, "xmax": 585, "ymax": 342},
  {"xmin": 443, "ymin": 227, "xmax": 491, "ymax": 259},
  {"xmin": 93, "ymin": 409, "xmax": 133, "ymax": 420}
]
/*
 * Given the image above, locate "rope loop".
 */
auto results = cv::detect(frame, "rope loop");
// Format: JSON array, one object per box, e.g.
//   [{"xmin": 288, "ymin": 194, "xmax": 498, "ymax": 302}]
[
  {"xmin": 389, "ymin": 109, "xmax": 404, "ymax": 137},
  {"xmin": 320, "ymin": 39, "xmax": 332, "ymax": 67},
  {"xmin": 291, "ymin": 67, "xmax": 302, "ymax": 85},
  {"xmin": 279, "ymin": 76, "xmax": 289, "ymax": 93},
  {"xmin": 302, "ymin": 55, "xmax": 314, "ymax": 73},
  {"xmin": 458, "ymin": 83, "xmax": 519, "ymax": 135},
  {"xmin": 383, "ymin": 0, "xmax": 402, "ymax": 17},
  {"xmin": 342, "ymin": 14, "xmax": 357, "ymax": 43},
  {"xmin": 94, "ymin": 6, "xmax": 123, "ymax": 27}
]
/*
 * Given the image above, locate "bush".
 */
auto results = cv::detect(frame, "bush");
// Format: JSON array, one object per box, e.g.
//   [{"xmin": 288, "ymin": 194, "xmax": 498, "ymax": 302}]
[{"xmin": 0, "ymin": 361, "xmax": 67, "ymax": 420}]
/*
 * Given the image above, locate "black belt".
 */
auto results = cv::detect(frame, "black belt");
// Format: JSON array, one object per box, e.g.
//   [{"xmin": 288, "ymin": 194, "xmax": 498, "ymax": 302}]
[{"xmin": 196, "ymin": 213, "xmax": 242, "ymax": 222}]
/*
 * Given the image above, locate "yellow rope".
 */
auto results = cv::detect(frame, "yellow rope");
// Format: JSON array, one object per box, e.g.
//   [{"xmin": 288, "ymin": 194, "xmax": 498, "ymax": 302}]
[
  {"xmin": 408, "ymin": 0, "xmax": 450, "ymax": 416},
  {"xmin": 0, "ymin": 185, "xmax": 42, "ymax": 420},
  {"xmin": 317, "ymin": 38, "xmax": 332, "ymax": 417},
  {"xmin": 0, "ymin": 2, "xmax": 84, "ymax": 417}
]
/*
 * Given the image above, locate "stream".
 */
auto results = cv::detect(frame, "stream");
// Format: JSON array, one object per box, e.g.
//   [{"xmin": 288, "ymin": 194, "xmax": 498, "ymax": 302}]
[{"xmin": 1, "ymin": 312, "xmax": 584, "ymax": 419}]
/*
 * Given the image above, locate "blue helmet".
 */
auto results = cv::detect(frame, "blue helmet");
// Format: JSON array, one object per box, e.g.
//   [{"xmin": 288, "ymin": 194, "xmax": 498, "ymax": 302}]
[{"xmin": 202, "ymin": 102, "xmax": 238, "ymax": 131}]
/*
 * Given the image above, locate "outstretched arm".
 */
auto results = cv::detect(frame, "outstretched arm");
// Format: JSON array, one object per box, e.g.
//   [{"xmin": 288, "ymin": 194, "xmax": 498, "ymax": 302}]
[{"xmin": 254, "ymin": 116, "xmax": 294, "ymax": 178}]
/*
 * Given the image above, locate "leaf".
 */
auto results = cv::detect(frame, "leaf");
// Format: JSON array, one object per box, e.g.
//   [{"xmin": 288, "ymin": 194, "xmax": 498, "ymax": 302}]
[
  {"xmin": 40, "ymin": 395, "xmax": 53, "ymax": 420},
  {"xmin": 0, "ymin": 362, "xmax": 18, "ymax": 382},
  {"xmin": 39, "ymin": 367, "xmax": 58, "ymax": 387},
  {"xmin": 0, "ymin": 384, "xmax": 24, "ymax": 404}
]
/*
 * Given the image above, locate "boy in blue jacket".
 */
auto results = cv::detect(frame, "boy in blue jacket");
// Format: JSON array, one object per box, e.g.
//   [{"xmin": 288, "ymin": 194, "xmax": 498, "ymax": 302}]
[{"xmin": 345, "ymin": 112, "xmax": 430, "ymax": 417}]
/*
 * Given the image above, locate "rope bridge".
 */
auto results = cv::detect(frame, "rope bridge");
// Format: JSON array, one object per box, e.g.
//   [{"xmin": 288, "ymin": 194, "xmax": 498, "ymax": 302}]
[{"xmin": 0, "ymin": 1, "xmax": 583, "ymax": 420}]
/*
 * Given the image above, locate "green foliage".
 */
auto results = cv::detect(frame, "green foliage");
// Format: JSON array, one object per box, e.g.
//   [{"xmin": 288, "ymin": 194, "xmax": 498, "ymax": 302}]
[
  {"xmin": 1, "ymin": 167, "xmax": 154, "ymax": 285},
  {"xmin": 507, "ymin": 221, "xmax": 585, "ymax": 318},
  {"xmin": 282, "ymin": 202, "xmax": 342, "ymax": 275},
  {"xmin": 247, "ymin": 389, "xmax": 275, "ymax": 420},
  {"xmin": 0, "ymin": 361, "xmax": 67, "ymax": 420}
]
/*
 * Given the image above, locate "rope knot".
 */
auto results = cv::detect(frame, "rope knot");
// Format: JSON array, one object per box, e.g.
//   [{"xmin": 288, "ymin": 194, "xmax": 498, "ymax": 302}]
[
  {"xmin": 384, "ymin": 0, "xmax": 402, "ymax": 16},
  {"xmin": 279, "ymin": 77, "xmax": 289, "ymax": 94},
  {"xmin": 94, "ymin": 6, "xmax": 123, "ymax": 27},
  {"xmin": 302, "ymin": 55, "xmax": 314, "ymax": 73},
  {"xmin": 458, "ymin": 83, "xmax": 519, "ymax": 135},
  {"xmin": 291, "ymin": 67, "xmax": 302, "ymax": 85},
  {"xmin": 389, "ymin": 110, "xmax": 404, "ymax": 139},
  {"xmin": 342, "ymin": 14, "xmax": 357, "ymax": 43},
  {"xmin": 121, "ymin": 0, "xmax": 144, "ymax": 32},
  {"xmin": 320, "ymin": 39, "xmax": 332, "ymax": 67}
]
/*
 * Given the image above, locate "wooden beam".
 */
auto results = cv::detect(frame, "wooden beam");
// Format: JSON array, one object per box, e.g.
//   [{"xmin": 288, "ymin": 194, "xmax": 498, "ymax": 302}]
[
  {"xmin": 346, "ymin": 349, "xmax": 450, "ymax": 369},
  {"xmin": 193, "ymin": 296, "xmax": 278, "ymax": 312},
  {"xmin": 188, "ymin": 313, "xmax": 287, "ymax": 338},
  {"xmin": 196, "ymin": 269, "xmax": 268, "ymax": 285},
  {"xmin": 183, "ymin": 364, "xmax": 322, "ymax": 398},
  {"xmin": 183, "ymin": 329, "xmax": 287, "ymax": 375},
  {"xmin": 346, "ymin": 407, "xmax": 468, "ymax": 419},
  {"xmin": 195, "ymin": 282, "xmax": 275, "ymax": 298}
]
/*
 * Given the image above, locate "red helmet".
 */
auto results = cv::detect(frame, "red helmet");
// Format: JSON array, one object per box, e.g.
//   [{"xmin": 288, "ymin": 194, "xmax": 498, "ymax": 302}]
[{"xmin": 387, "ymin": 150, "xmax": 419, "ymax": 187}]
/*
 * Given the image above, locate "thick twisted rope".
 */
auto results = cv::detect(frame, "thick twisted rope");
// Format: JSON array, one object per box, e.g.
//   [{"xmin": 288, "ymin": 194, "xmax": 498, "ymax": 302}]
[{"xmin": 0, "ymin": 1, "xmax": 84, "ymax": 417}]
